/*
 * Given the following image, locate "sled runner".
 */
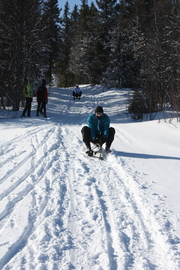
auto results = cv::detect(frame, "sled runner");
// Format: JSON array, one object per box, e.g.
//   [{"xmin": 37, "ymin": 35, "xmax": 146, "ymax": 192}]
[
  {"xmin": 73, "ymin": 96, "xmax": 81, "ymax": 100},
  {"xmin": 86, "ymin": 140, "xmax": 111, "ymax": 160},
  {"xmin": 93, "ymin": 144, "xmax": 110, "ymax": 160}
]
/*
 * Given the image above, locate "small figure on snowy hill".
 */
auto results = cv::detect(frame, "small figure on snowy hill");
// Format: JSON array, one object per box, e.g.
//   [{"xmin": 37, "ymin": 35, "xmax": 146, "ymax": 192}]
[
  {"xmin": 72, "ymin": 84, "xmax": 82, "ymax": 100},
  {"xmin": 36, "ymin": 79, "xmax": 48, "ymax": 118},
  {"xmin": 81, "ymin": 106, "xmax": 115, "ymax": 156}
]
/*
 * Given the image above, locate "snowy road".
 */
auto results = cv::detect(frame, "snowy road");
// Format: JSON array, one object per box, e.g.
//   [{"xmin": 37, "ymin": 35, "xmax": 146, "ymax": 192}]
[{"xmin": 0, "ymin": 85, "xmax": 180, "ymax": 269}]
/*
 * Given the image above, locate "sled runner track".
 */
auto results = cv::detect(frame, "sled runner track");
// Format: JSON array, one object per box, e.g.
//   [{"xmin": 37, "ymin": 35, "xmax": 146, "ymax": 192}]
[
  {"xmin": 0, "ymin": 124, "xmax": 62, "ymax": 203},
  {"xmin": 60, "ymin": 126, "xmax": 180, "ymax": 270},
  {"xmin": 97, "ymin": 155, "xmax": 180, "ymax": 270},
  {"xmin": 55, "ymin": 129, "xmax": 119, "ymax": 269},
  {"xmin": 58, "ymin": 127, "xmax": 138, "ymax": 269},
  {"xmin": 1, "ymin": 121, "xmax": 180, "ymax": 270},
  {"xmin": 0, "ymin": 125, "xmax": 43, "ymax": 181},
  {"xmin": 0, "ymin": 125, "xmax": 67, "ymax": 267},
  {"xmin": 0, "ymin": 125, "xmax": 43, "ymax": 159},
  {"xmin": 0, "ymin": 124, "xmax": 57, "ymax": 185}
]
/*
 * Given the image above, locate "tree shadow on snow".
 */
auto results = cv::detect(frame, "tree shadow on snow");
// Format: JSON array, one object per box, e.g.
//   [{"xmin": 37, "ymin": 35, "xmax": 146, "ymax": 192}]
[{"xmin": 113, "ymin": 150, "xmax": 180, "ymax": 161}]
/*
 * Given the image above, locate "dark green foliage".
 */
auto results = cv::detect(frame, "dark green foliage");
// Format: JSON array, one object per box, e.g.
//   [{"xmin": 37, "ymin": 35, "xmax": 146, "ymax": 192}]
[
  {"xmin": 0, "ymin": 0, "xmax": 44, "ymax": 110},
  {"xmin": 0, "ymin": 0, "xmax": 179, "ymax": 117},
  {"xmin": 0, "ymin": 0, "xmax": 60, "ymax": 110},
  {"xmin": 42, "ymin": 0, "xmax": 61, "ymax": 84}
]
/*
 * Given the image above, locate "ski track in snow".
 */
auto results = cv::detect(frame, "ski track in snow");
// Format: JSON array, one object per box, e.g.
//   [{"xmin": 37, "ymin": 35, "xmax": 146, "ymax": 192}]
[{"xmin": 0, "ymin": 87, "xmax": 180, "ymax": 270}]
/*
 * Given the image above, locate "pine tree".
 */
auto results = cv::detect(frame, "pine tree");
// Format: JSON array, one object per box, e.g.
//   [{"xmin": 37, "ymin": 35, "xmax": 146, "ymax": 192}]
[
  {"xmin": 68, "ymin": 4, "xmax": 82, "ymax": 84},
  {"xmin": 57, "ymin": 1, "xmax": 74, "ymax": 87},
  {"xmin": 95, "ymin": 0, "xmax": 119, "ymax": 81},
  {"xmin": 42, "ymin": 0, "xmax": 61, "ymax": 84},
  {"xmin": 127, "ymin": 0, "xmax": 180, "ymax": 120},
  {"xmin": 0, "ymin": 0, "xmax": 43, "ymax": 111},
  {"xmin": 69, "ymin": 2, "xmax": 102, "ymax": 84}
]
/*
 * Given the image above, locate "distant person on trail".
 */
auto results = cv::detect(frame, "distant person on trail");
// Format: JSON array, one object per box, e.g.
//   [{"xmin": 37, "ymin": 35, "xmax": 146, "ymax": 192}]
[
  {"xmin": 81, "ymin": 106, "xmax": 115, "ymax": 156},
  {"xmin": 36, "ymin": 79, "xmax": 48, "ymax": 118},
  {"xmin": 72, "ymin": 84, "xmax": 82, "ymax": 100},
  {"xmin": 21, "ymin": 78, "xmax": 34, "ymax": 117}
]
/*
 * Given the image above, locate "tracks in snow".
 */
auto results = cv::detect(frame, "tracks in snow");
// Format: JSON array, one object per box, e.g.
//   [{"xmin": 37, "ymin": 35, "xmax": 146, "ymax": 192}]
[{"xmin": 0, "ymin": 123, "xmax": 179, "ymax": 269}]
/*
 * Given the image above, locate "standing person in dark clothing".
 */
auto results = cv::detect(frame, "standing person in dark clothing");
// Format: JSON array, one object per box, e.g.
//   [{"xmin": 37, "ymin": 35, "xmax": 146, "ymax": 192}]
[
  {"xmin": 21, "ymin": 78, "xmax": 34, "ymax": 117},
  {"xmin": 36, "ymin": 79, "xmax": 48, "ymax": 118}
]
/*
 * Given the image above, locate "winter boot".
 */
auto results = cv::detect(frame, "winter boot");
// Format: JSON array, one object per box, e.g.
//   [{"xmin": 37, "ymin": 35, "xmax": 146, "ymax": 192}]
[
  {"xmin": 86, "ymin": 149, "xmax": 93, "ymax": 157},
  {"xmin": 105, "ymin": 146, "xmax": 111, "ymax": 153}
]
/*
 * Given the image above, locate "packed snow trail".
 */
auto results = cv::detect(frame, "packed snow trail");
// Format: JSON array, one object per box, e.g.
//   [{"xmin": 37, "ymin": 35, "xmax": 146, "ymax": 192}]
[{"xmin": 0, "ymin": 85, "xmax": 180, "ymax": 269}]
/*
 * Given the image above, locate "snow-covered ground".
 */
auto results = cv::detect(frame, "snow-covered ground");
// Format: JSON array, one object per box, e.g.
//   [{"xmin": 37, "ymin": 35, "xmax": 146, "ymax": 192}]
[{"xmin": 0, "ymin": 85, "xmax": 180, "ymax": 270}]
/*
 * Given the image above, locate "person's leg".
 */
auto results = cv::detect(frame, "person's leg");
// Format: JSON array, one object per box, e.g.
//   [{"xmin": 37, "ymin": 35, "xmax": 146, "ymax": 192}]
[
  {"xmin": 106, "ymin": 127, "xmax": 115, "ymax": 149},
  {"xmin": 96, "ymin": 136, "xmax": 106, "ymax": 146},
  {"xmin": 42, "ymin": 101, "xmax": 47, "ymax": 117},
  {"xmin": 39, "ymin": 103, "xmax": 43, "ymax": 114},
  {"xmin": 21, "ymin": 98, "xmax": 28, "ymax": 116},
  {"xmin": 81, "ymin": 126, "xmax": 94, "ymax": 156},
  {"xmin": 36, "ymin": 101, "xmax": 41, "ymax": 116},
  {"xmin": 81, "ymin": 126, "xmax": 91, "ymax": 149},
  {"xmin": 78, "ymin": 92, "xmax": 82, "ymax": 99},
  {"xmin": 27, "ymin": 98, "xmax": 32, "ymax": 117}
]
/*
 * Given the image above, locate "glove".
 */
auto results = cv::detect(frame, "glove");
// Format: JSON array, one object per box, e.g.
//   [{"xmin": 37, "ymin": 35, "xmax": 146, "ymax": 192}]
[{"xmin": 92, "ymin": 137, "xmax": 98, "ymax": 143}]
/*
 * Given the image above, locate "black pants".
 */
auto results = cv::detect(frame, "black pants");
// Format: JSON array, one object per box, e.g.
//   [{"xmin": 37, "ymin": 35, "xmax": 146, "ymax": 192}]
[
  {"xmin": 37, "ymin": 100, "xmax": 46, "ymax": 117},
  {"xmin": 81, "ymin": 126, "xmax": 115, "ymax": 149},
  {"xmin": 39, "ymin": 103, "xmax": 43, "ymax": 113},
  {"xmin": 72, "ymin": 91, "xmax": 82, "ymax": 99},
  {"xmin": 22, "ymin": 97, "xmax": 32, "ymax": 117}
]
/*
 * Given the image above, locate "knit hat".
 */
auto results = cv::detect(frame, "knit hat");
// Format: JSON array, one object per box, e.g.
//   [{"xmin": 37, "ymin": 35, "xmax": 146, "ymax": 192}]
[{"xmin": 95, "ymin": 106, "xmax": 103, "ymax": 113}]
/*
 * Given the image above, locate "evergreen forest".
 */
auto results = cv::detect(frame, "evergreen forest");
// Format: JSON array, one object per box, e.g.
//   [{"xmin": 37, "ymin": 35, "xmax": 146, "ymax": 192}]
[{"xmin": 0, "ymin": 0, "xmax": 179, "ymax": 119}]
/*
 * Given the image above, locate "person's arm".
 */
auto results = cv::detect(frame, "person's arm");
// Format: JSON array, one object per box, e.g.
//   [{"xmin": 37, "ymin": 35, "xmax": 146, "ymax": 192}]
[
  {"xmin": 45, "ymin": 88, "xmax": 48, "ymax": 101},
  {"xmin": 87, "ymin": 115, "xmax": 96, "ymax": 139},
  {"xmin": 36, "ymin": 89, "xmax": 38, "ymax": 101},
  {"xmin": 103, "ymin": 115, "xmax": 110, "ymax": 138}
]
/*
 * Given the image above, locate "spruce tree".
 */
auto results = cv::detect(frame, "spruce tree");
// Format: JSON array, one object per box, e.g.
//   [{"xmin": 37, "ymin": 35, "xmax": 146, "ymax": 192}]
[
  {"xmin": 0, "ymin": 0, "xmax": 43, "ymax": 111},
  {"xmin": 95, "ymin": 0, "xmax": 118, "ymax": 81},
  {"xmin": 68, "ymin": 5, "xmax": 81, "ymax": 84},
  {"xmin": 69, "ymin": 2, "xmax": 102, "ymax": 84},
  {"xmin": 57, "ymin": 1, "xmax": 74, "ymax": 87},
  {"xmin": 42, "ymin": 0, "xmax": 61, "ymax": 84}
]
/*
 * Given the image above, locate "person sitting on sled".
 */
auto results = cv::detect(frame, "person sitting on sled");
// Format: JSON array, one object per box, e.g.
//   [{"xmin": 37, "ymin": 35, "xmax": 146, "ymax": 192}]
[
  {"xmin": 81, "ymin": 106, "xmax": 115, "ymax": 156},
  {"xmin": 72, "ymin": 84, "xmax": 82, "ymax": 100}
]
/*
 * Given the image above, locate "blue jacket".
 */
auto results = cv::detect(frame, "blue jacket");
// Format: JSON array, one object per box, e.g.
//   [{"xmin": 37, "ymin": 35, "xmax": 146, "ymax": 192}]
[
  {"xmin": 74, "ymin": 86, "xmax": 81, "ymax": 94},
  {"xmin": 87, "ymin": 113, "xmax": 110, "ymax": 139}
]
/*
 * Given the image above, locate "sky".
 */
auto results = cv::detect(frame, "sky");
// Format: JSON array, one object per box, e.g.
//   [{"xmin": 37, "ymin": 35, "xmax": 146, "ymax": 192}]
[
  {"xmin": 58, "ymin": 0, "xmax": 92, "ymax": 11},
  {"xmin": 58, "ymin": 0, "xmax": 83, "ymax": 11}
]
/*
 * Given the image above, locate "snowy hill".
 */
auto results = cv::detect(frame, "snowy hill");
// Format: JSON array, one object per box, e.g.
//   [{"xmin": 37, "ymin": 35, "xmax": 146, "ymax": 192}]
[{"xmin": 0, "ymin": 85, "xmax": 180, "ymax": 270}]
